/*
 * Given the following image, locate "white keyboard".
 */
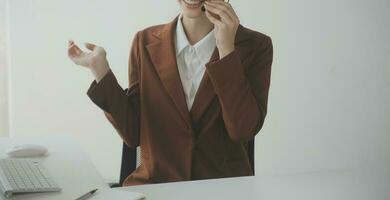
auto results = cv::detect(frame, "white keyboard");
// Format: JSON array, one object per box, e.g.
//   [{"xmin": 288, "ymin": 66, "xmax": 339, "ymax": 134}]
[{"xmin": 0, "ymin": 159, "xmax": 61, "ymax": 198}]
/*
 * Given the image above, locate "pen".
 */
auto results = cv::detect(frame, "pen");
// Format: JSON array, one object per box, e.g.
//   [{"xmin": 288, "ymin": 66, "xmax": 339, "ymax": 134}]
[{"xmin": 75, "ymin": 188, "xmax": 98, "ymax": 200}]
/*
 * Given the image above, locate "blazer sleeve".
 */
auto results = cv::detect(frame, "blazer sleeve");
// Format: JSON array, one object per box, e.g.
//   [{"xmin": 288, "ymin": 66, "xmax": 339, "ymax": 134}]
[
  {"xmin": 86, "ymin": 31, "xmax": 141, "ymax": 148},
  {"xmin": 205, "ymin": 35, "xmax": 273, "ymax": 143}
]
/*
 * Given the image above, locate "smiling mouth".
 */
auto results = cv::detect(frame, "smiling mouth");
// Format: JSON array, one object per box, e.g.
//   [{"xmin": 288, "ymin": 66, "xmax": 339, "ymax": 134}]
[{"xmin": 183, "ymin": 0, "xmax": 205, "ymax": 9}]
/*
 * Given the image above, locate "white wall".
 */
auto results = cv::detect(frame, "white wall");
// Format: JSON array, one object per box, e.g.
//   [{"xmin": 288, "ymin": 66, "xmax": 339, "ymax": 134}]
[
  {"xmin": 255, "ymin": 0, "xmax": 390, "ymax": 175},
  {"xmin": 0, "ymin": 0, "xmax": 9, "ymax": 137},
  {"xmin": 6, "ymin": 0, "xmax": 180, "ymax": 182},
  {"xmin": 5, "ymin": 0, "xmax": 389, "ymax": 182}
]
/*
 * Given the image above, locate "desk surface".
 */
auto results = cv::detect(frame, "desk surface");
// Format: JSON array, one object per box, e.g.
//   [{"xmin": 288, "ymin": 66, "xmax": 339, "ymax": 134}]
[
  {"xmin": 0, "ymin": 134, "xmax": 109, "ymax": 200},
  {"xmin": 1, "ymin": 134, "xmax": 389, "ymax": 200},
  {"xmin": 120, "ymin": 168, "xmax": 389, "ymax": 200}
]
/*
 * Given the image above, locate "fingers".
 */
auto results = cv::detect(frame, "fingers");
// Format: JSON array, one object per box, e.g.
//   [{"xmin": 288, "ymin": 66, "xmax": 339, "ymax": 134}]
[
  {"xmin": 67, "ymin": 40, "xmax": 106, "ymax": 68},
  {"xmin": 68, "ymin": 40, "xmax": 83, "ymax": 57},
  {"xmin": 204, "ymin": 3, "xmax": 233, "ymax": 25},
  {"xmin": 205, "ymin": 1, "xmax": 235, "ymax": 22},
  {"xmin": 85, "ymin": 42, "xmax": 96, "ymax": 51},
  {"xmin": 204, "ymin": 0, "xmax": 239, "ymax": 25},
  {"xmin": 205, "ymin": 10, "xmax": 223, "ymax": 27},
  {"xmin": 68, "ymin": 40, "xmax": 99, "ymax": 59},
  {"xmin": 210, "ymin": 0, "xmax": 238, "ymax": 19}
]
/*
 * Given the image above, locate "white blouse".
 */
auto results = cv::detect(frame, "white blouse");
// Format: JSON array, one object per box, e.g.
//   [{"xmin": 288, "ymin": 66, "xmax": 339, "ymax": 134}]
[{"xmin": 174, "ymin": 14, "xmax": 216, "ymax": 110}]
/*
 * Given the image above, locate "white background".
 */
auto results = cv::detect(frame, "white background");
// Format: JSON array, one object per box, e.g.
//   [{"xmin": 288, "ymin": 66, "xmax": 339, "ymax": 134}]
[
  {"xmin": 0, "ymin": 0, "xmax": 9, "ymax": 137},
  {"xmin": 1, "ymin": 0, "xmax": 389, "ymax": 183}
]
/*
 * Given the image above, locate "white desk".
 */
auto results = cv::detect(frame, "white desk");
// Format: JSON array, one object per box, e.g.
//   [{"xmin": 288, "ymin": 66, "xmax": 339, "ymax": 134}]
[
  {"xmin": 1, "ymin": 134, "xmax": 389, "ymax": 200},
  {"xmin": 119, "ymin": 168, "xmax": 390, "ymax": 200},
  {"xmin": 0, "ymin": 134, "xmax": 109, "ymax": 200}
]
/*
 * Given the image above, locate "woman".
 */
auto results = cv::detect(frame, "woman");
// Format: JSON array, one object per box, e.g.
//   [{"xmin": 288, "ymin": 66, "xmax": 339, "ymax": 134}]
[{"xmin": 68, "ymin": 0, "xmax": 273, "ymax": 186}]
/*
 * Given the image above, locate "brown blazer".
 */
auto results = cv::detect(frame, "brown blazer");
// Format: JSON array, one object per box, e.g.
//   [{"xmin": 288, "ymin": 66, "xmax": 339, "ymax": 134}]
[{"xmin": 87, "ymin": 14, "xmax": 273, "ymax": 186}]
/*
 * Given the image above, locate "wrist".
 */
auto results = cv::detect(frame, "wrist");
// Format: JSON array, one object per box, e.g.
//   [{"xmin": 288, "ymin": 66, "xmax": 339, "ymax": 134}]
[
  {"xmin": 90, "ymin": 60, "xmax": 110, "ymax": 83},
  {"xmin": 218, "ymin": 45, "xmax": 235, "ymax": 59}
]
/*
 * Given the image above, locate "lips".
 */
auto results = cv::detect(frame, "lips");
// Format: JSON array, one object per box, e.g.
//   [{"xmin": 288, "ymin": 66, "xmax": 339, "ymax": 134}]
[
  {"xmin": 183, "ymin": 0, "xmax": 203, "ymax": 8},
  {"xmin": 184, "ymin": 0, "xmax": 201, "ymax": 5}
]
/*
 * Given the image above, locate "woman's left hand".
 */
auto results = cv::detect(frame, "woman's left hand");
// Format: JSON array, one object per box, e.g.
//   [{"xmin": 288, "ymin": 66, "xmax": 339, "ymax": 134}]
[{"xmin": 204, "ymin": 0, "xmax": 240, "ymax": 59}]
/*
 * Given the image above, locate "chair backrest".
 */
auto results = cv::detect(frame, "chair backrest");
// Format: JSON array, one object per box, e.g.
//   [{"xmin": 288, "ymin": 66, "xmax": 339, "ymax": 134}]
[
  {"xmin": 248, "ymin": 139, "xmax": 255, "ymax": 175},
  {"xmin": 118, "ymin": 139, "xmax": 255, "ymax": 185},
  {"xmin": 119, "ymin": 144, "xmax": 137, "ymax": 186}
]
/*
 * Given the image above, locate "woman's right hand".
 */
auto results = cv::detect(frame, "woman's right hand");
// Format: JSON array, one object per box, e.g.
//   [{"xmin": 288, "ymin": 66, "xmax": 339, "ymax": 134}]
[{"xmin": 68, "ymin": 40, "xmax": 110, "ymax": 82}]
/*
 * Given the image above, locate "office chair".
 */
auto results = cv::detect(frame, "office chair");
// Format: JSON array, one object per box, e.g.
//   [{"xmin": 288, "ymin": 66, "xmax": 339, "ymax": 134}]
[
  {"xmin": 111, "ymin": 139, "xmax": 255, "ymax": 187},
  {"xmin": 110, "ymin": 145, "xmax": 140, "ymax": 188}
]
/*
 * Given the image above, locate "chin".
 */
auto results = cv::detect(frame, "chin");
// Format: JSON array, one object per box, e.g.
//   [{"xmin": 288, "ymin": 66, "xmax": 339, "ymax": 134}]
[
  {"xmin": 183, "ymin": 11, "xmax": 203, "ymax": 19},
  {"xmin": 180, "ymin": 0, "xmax": 204, "ymax": 18}
]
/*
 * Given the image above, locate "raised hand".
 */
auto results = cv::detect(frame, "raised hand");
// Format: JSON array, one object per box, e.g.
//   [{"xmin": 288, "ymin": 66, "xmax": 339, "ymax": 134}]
[
  {"xmin": 204, "ymin": 0, "xmax": 240, "ymax": 59},
  {"xmin": 68, "ymin": 40, "xmax": 110, "ymax": 82}
]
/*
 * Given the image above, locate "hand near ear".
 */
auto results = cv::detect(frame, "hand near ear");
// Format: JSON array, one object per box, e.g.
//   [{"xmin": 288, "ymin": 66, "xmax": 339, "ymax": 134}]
[
  {"xmin": 204, "ymin": 0, "xmax": 239, "ymax": 59},
  {"xmin": 68, "ymin": 40, "xmax": 110, "ymax": 82}
]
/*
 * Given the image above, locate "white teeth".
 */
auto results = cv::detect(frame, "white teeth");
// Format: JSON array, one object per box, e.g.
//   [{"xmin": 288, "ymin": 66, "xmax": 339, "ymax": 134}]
[{"xmin": 184, "ymin": 0, "xmax": 201, "ymax": 5}]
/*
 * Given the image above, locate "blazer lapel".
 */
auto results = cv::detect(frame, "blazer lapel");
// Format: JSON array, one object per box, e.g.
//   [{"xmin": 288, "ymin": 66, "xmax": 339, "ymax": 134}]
[
  {"xmin": 189, "ymin": 47, "xmax": 219, "ymax": 124},
  {"xmin": 190, "ymin": 24, "xmax": 252, "ymax": 125},
  {"xmin": 146, "ymin": 14, "xmax": 193, "ymax": 128},
  {"xmin": 146, "ymin": 14, "xmax": 252, "ymax": 129}
]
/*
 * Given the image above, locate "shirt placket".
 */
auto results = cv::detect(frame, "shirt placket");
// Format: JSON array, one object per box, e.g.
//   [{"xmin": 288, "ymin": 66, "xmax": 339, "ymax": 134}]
[{"xmin": 184, "ymin": 47, "xmax": 196, "ymax": 109}]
